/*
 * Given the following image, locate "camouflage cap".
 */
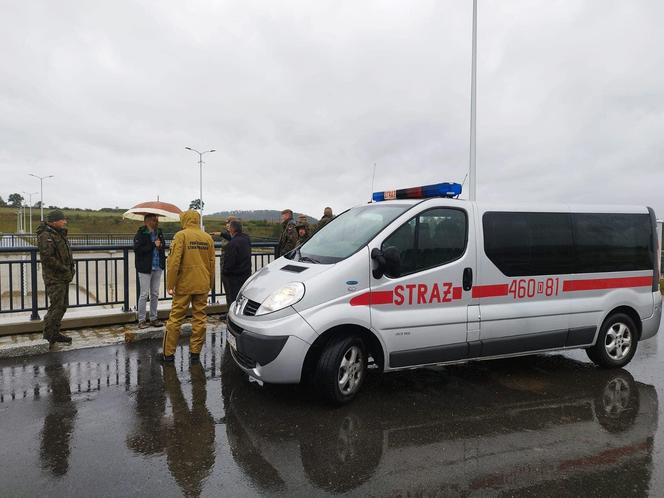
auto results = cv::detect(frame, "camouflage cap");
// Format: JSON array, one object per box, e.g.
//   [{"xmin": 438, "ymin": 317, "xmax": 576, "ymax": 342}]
[
  {"xmin": 295, "ymin": 214, "xmax": 309, "ymax": 229},
  {"xmin": 47, "ymin": 209, "xmax": 66, "ymax": 222}
]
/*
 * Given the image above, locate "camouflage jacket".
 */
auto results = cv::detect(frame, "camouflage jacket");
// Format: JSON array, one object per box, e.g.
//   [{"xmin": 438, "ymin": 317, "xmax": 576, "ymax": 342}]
[
  {"xmin": 37, "ymin": 223, "xmax": 75, "ymax": 283},
  {"xmin": 314, "ymin": 214, "xmax": 334, "ymax": 234},
  {"xmin": 277, "ymin": 219, "xmax": 298, "ymax": 257}
]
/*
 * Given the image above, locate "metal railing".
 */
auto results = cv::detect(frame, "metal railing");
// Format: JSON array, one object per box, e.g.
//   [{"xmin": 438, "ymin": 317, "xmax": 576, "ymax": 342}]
[
  {"xmin": 1, "ymin": 232, "xmax": 278, "ymax": 248},
  {"xmin": 0, "ymin": 242, "xmax": 278, "ymax": 320},
  {"xmin": 1, "ymin": 233, "xmax": 144, "ymax": 248}
]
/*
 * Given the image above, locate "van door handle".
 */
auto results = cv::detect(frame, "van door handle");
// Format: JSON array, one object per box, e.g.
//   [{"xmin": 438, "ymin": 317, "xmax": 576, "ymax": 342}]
[{"xmin": 463, "ymin": 268, "xmax": 473, "ymax": 291}]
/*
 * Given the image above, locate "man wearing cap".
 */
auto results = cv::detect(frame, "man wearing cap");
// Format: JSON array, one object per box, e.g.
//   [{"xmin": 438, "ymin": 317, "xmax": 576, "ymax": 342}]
[
  {"xmin": 37, "ymin": 209, "xmax": 75, "ymax": 345},
  {"xmin": 295, "ymin": 214, "xmax": 310, "ymax": 246},
  {"xmin": 276, "ymin": 209, "xmax": 298, "ymax": 257},
  {"xmin": 157, "ymin": 210, "xmax": 215, "ymax": 364}
]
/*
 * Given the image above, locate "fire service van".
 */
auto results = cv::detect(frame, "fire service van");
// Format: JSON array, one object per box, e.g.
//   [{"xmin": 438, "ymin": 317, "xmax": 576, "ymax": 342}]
[{"xmin": 227, "ymin": 183, "xmax": 662, "ymax": 403}]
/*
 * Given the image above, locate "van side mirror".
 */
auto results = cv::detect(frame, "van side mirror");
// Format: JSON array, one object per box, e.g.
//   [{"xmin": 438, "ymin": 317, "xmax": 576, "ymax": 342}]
[{"xmin": 371, "ymin": 247, "xmax": 401, "ymax": 279}]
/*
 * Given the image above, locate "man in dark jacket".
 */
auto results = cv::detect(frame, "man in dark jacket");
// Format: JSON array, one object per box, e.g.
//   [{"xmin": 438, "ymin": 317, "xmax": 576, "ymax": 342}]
[
  {"xmin": 276, "ymin": 209, "xmax": 298, "ymax": 257},
  {"xmin": 133, "ymin": 214, "xmax": 166, "ymax": 328},
  {"xmin": 222, "ymin": 220, "xmax": 252, "ymax": 306},
  {"xmin": 37, "ymin": 209, "xmax": 75, "ymax": 345}
]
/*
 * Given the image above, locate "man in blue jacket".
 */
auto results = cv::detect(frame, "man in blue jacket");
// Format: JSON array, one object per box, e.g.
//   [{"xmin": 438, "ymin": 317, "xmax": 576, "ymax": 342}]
[
  {"xmin": 222, "ymin": 220, "xmax": 252, "ymax": 306},
  {"xmin": 133, "ymin": 214, "xmax": 166, "ymax": 328}
]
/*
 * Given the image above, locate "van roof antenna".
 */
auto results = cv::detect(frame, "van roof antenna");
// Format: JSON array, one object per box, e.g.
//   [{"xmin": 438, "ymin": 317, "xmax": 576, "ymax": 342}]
[{"xmin": 370, "ymin": 163, "xmax": 377, "ymax": 203}]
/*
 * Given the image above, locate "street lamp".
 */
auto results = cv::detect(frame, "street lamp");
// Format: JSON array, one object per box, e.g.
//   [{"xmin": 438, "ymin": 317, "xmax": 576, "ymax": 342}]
[
  {"xmin": 28, "ymin": 173, "xmax": 54, "ymax": 221},
  {"xmin": 22, "ymin": 191, "xmax": 39, "ymax": 233},
  {"xmin": 185, "ymin": 147, "xmax": 216, "ymax": 230}
]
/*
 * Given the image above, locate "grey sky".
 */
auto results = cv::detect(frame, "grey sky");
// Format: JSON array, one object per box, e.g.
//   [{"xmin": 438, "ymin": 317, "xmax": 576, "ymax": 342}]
[{"xmin": 1, "ymin": 0, "xmax": 663, "ymax": 219}]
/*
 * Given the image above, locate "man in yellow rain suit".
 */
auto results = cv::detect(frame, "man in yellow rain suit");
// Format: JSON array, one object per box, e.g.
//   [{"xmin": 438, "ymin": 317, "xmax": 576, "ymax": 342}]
[{"xmin": 158, "ymin": 210, "xmax": 216, "ymax": 364}]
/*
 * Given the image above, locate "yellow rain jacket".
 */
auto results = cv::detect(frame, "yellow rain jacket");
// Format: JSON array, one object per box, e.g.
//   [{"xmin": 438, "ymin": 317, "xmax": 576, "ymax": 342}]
[{"xmin": 166, "ymin": 210, "xmax": 216, "ymax": 295}]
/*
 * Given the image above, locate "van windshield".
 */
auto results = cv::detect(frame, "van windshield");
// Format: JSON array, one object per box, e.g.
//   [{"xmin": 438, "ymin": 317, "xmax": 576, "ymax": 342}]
[{"xmin": 290, "ymin": 204, "xmax": 413, "ymax": 264}]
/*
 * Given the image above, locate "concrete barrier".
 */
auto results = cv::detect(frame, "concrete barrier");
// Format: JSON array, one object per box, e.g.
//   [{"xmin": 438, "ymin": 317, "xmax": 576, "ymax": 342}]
[
  {"xmin": 0, "ymin": 339, "xmax": 50, "ymax": 358},
  {"xmin": 125, "ymin": 323, "xmax": 193, "ymax": 343},
  {"xmin": 0, "ymin": 304, "xmax": 227, "ymax": 337}
]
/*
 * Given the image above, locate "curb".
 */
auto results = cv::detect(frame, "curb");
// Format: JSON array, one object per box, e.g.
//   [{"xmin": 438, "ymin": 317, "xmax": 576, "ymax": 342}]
[
  {"xmin": 124, "ymin": 323, "xmax": 193, "ymax": 343},
  {"xmin": 0, "ymin": 339, "xmax": 50, "ymax": 359},
  {"xmin": 0, "ymin": 304, "xmax": 227, "ymax": 337}
]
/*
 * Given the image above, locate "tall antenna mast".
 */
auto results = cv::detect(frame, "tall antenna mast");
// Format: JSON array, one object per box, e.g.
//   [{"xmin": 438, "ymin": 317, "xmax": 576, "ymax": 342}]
[{"xmin": 468, "ymin": 0, "xmax": 478, "ymax": 201}]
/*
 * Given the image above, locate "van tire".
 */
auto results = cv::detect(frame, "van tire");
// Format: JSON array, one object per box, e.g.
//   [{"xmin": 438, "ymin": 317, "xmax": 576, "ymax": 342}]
[
  {"xmin": 587, "ymin": 313, "xmax": 638, "ymax": 368},
  {"xmin": 316, "ymin": 335, "xmax": 367, "ymax": 405}
]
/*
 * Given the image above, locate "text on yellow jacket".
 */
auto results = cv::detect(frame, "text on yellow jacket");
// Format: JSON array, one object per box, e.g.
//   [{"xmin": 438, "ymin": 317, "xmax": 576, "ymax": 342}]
[{"xmin": 166, "ymin": 210, "xmax": 216, "ymax": 295}]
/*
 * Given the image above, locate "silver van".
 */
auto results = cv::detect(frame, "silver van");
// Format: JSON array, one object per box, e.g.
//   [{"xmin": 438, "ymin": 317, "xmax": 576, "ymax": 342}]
[{"xmin": 228, "ymin": 189, "xmax": 662, "ymax": 403}]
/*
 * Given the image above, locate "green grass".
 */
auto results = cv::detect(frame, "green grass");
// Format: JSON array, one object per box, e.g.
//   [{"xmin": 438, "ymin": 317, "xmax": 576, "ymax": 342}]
[{"xmin": 0, "ymin": 207, "xmax": 279, "ymax": 239}]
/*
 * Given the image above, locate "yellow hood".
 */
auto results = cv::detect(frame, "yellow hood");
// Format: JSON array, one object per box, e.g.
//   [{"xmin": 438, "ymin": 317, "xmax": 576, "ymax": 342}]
[{"xmin": 180, "ymin": 210, "xmax": 201, "ymax": 229}]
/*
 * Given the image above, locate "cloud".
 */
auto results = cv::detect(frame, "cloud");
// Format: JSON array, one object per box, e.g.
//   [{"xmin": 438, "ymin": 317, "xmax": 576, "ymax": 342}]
[{"xmin": 1, "ymin": 0, "xmax": 663, "ymax": 219}]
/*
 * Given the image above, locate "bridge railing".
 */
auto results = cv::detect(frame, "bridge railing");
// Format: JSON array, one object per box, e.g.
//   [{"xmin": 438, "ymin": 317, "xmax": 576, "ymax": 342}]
[{"xmin": 0, "ymin": 242, "xmax": 278, "ymax": 320}]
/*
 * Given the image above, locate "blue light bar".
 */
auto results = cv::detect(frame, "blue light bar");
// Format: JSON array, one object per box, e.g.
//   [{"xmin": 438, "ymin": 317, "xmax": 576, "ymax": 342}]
[{"xmin": 372, "ymin": 182, "xmax": 462, "ymax": 202}]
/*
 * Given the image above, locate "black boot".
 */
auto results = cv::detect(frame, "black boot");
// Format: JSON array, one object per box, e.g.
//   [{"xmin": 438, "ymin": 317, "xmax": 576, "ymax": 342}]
[
  {"xmin": 155, "ymin": 353, "xmax": 175, "ymax": 363},
  {"xmin": 190, "ymin": 352, "xmax": 200, "ymax": 364},
  {"xmin": 53, "ymin": 334, "xmax": 73, "ymax": 344}
]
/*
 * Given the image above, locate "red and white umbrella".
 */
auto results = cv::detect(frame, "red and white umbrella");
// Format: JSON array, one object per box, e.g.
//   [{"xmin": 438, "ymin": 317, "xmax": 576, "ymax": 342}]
[{"xmin": 123, "ymin": 201, "xmax": 183, "ymax": 222}]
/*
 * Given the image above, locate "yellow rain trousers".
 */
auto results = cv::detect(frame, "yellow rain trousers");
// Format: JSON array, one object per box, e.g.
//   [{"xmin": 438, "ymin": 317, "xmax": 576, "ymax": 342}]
[{"xmin": 163, "ymin": 210, "xmax": 216, "ymax": 356}]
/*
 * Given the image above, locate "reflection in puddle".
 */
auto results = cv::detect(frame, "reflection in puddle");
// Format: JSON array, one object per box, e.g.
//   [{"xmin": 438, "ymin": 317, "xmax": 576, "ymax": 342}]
[
  {"xmin": 222, "ymin": 355, "xmax": 657, "ymax": 496},
  {"xmin": 0, "ymin": 335, "xmax": 658, "ymax": 496}
]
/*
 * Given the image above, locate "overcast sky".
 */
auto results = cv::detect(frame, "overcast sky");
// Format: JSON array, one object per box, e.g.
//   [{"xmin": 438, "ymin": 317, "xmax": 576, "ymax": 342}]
[{"xmin": 1, "ymin": 0, "xmax": 663, "ymax": 219}]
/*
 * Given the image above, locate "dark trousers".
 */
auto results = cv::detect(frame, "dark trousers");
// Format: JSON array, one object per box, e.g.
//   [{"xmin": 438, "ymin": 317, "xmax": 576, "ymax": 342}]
[
  {"xmin": 44, "ymin": 281, "xmax": 69, "ymax": 340},
  {"xmin": 224, "ymin": 273, "xmax": 250, "ymax": 306}
]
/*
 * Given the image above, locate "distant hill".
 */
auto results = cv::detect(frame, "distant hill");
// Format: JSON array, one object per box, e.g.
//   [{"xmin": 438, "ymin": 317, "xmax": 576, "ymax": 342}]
[{"xmin": 210, "ymin": 210, "xmax": 318, "ymax": 224}]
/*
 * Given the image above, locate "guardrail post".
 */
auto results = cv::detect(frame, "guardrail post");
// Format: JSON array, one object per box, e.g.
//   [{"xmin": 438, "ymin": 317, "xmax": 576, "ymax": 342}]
[
  {"xmin": 122, "ymin": 248, "xmax": 130, "ymax": 312},
  {"xmin": 30, "ymin": 249, "xmax": 40, "ymax": 321}
]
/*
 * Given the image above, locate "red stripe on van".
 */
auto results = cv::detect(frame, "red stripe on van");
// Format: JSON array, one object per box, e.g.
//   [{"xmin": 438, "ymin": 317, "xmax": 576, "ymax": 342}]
[
  {"xmin": 452, "ymin": 287, "xmax": 462, "ymax": 300},
  {"xmin": 349, "ymin": 290, "xmax": 394, "ymax": 306},
  {"xmin": 563, "ymin": 276, "xmax": 652, "ymax": 292},
  {"xmin": 472, "ymin": 284, "xmax": 509, "ymax": 299}
]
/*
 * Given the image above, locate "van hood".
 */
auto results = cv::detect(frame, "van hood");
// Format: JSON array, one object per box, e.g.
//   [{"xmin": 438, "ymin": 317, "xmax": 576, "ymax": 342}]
[{"xmin": 240, "ymin": 259, "xmax": 334, "ymax": 304}]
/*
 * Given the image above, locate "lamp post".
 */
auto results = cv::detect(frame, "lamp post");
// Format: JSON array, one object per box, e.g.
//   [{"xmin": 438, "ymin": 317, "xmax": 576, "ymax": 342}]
[
  {"xmin": 22, "ymin": 191, "xmax": 39, "ymax": 233},
  {"xmin": 468, "ymin": 0, "xmax": 478, "ymax": 202},
  {"xmin": 28, "ymin": 174, "xmax": 54, "ymax": 221},
  {"xmin": 185, "ymin": 147, "xmax": 216, "ymax": 229}
]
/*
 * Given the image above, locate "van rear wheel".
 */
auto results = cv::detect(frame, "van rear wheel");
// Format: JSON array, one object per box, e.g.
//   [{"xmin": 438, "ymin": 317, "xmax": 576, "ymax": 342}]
[
  {"xmin": 587, "ymin": 313, "xmax": 638, "ymax": 368},
  {"xmin": 316, "ymin": 335, "xmax": 367, "ymax": 405}
]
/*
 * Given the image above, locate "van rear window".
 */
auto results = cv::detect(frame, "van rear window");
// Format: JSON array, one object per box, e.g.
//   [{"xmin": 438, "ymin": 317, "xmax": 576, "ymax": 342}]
[{"xmin": 483, "ymin": 212, "xmax": 652, "ymax": 276}]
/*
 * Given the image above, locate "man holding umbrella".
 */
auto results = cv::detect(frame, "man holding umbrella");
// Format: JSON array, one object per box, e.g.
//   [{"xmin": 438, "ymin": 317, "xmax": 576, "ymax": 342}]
[{"xmin": 133, "ymin": 214, "xmax": 166, "ymax": 328}]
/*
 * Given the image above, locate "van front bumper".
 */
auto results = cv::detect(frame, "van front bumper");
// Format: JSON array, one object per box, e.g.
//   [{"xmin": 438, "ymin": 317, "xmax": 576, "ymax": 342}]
[{"xmin": 226, "ymin": 310, "xmax": 315, "ymax": 384}]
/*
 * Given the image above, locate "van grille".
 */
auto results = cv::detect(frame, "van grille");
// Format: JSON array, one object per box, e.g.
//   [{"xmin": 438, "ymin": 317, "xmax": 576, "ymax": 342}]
[
  {"xmin": 231, "ymin": 347, "xmax": 257, "ymax": 369},
  {"xmin": 243, "ymin": 299, "xmax": 261, "ymax": 316}
]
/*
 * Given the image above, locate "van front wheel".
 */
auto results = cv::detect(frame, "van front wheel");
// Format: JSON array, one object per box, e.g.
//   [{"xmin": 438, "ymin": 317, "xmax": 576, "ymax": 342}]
[
  {"xmin": 587, "ymin": 313, "xmax": 638, "ymax": 368},
  {"xmin": 316, "ymin": 336, "xmax": 367, "ymax": 405}
]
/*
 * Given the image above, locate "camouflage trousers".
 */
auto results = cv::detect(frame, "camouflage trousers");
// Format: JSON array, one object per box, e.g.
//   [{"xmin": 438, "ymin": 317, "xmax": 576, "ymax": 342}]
[{"xmin": 44, "ymin": 281, "xmax": 69, "ymax": 341}]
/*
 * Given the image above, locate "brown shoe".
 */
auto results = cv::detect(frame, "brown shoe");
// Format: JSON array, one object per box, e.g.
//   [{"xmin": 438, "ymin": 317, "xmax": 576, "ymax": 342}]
[
  {"xmin": 150, "ymin": 319, "xmax": 164, "ymax": 327},
  {"xmin": 138, "ymin": 321, "xmax": 150, "ymax": 329}
]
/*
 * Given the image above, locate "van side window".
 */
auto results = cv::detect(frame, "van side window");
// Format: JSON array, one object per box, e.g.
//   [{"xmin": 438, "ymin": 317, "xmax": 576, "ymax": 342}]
[
  {"xmin": 382, "ymin": 208, "xmax": 467, "ymax": 277},
  {"xmin": 483, "ymin": 212, "xmax": 574, "ymax": 276},
  {"xmin": 483, "ymin": 211, "xmax": 652, "ymax": 276},
  {"xmin": 573, "ymin": 213, "xmax": 651, "ymax": 272}
]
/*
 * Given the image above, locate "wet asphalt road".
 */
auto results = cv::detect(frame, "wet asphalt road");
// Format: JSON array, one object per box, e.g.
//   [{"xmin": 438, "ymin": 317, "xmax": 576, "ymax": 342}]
[{"xmin": 1, "ymin": 322, "xmax": 663, "ymax": 498}]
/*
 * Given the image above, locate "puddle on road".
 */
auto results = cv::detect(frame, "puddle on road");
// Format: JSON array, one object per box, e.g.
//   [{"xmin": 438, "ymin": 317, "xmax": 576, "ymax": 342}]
[{"xmin": 0, "ymin": 328, "xmax": 661, "ymax": 497}]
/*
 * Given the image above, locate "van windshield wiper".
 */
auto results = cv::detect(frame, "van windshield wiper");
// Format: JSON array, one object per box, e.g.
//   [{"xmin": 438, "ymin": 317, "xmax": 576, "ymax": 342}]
[{"xmin": 299, "ymin": 255, "xmax": 320, "ymax": 264}]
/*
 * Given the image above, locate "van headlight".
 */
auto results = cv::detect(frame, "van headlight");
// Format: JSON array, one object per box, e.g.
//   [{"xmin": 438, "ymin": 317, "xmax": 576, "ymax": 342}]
[{"xmin": 256, "ymin": 282, "xmax": 305, "ymax": 315}]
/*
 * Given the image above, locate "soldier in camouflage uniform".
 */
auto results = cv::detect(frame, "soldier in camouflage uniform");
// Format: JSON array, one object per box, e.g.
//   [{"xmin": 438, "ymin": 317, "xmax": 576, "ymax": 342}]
[
  {"xmin": 314, "ymin": 207, "xmax": 334, "ymax": 233},
  {"xmin": 37, "ymin": 209, "xmax": 75, "ymax": 345},
  {"xmin": 276, "ymin": 209, "xmax": 298, "ymax": 257},
  {"xmin": 295, "ymin": 214, "xmax": 310, "ymax": 246}
]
